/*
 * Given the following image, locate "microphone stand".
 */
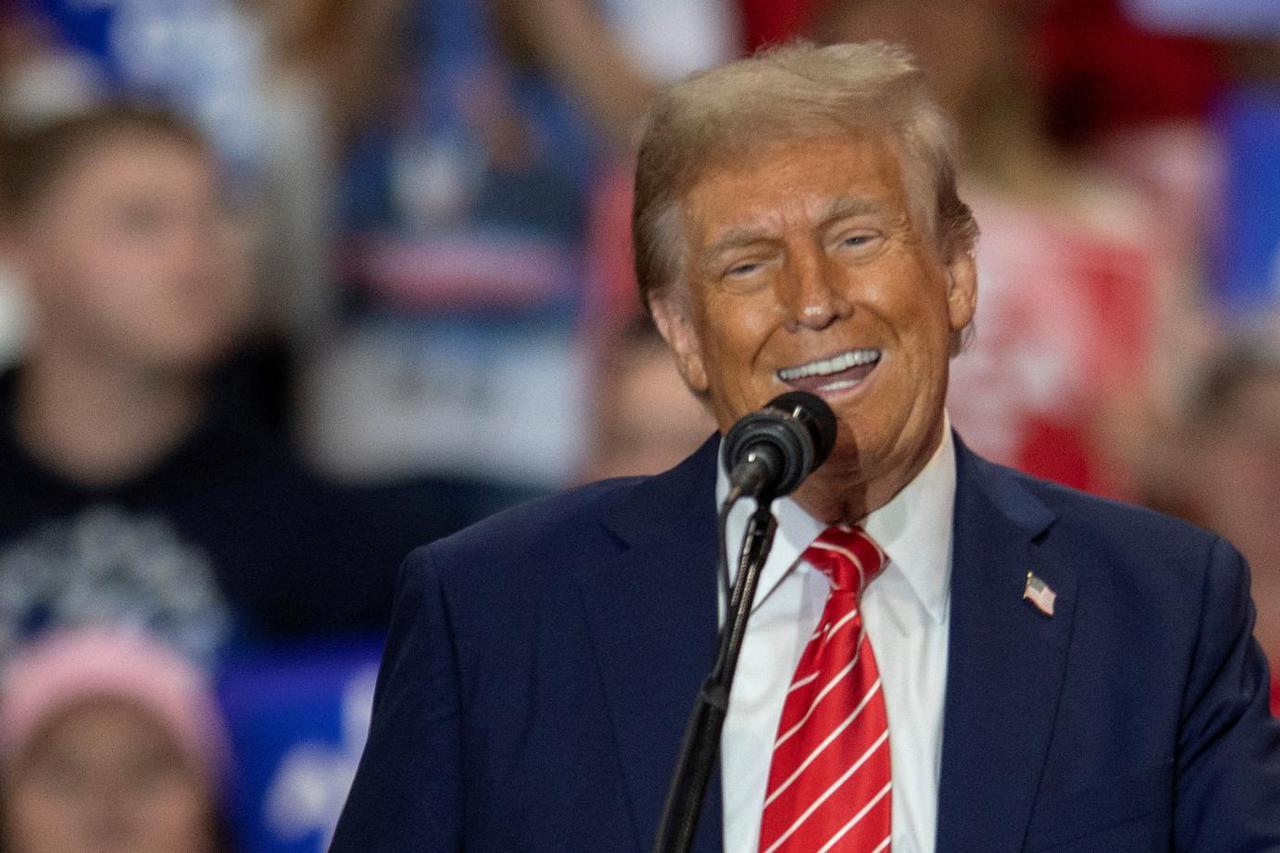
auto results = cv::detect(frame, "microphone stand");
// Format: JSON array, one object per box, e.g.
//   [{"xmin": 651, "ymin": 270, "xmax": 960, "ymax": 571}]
[{"xmin": 651, "ymin": 490, "xmax": 778, "ymax": 853}]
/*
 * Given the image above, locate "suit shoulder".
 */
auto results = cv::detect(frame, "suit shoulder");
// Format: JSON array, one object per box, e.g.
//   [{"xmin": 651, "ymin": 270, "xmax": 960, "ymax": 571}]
[
  {"xmin": 975, "ymin": 454, "xmax": 1227, "ymax": 571},
  {"xmin": 400, "ymin": 475, "xmax": 645, "ymax": 581},
  {"xmin": 1039, "ymin": 473, "xmax": 1213, "ymax": 546}
]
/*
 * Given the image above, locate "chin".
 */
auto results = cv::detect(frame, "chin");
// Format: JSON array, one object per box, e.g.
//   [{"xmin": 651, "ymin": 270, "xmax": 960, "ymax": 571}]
[{"xmin": 816, "ymin": 439, "xmax": 873, "ymax": 479}]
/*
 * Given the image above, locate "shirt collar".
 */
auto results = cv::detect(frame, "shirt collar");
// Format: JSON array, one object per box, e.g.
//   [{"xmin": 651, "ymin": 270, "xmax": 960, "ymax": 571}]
[{"xmin": 716, "ymin": 414, "xmax": 956, "ymax": 624}]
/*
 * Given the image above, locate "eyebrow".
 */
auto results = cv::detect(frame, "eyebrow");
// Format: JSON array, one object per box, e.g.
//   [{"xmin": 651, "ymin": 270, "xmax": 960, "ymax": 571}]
[
  {"xmin": 816, "ymin": 196, "xmax": 891, "ymax": 226},
  {"xmin": 701, "ymin": 227, "xmax": 776, "ymax": 263}
]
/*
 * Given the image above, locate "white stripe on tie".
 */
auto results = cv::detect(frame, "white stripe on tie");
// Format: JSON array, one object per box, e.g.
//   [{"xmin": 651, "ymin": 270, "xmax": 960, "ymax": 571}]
[
  {"xmin": 786, "ymin": 670, "xmax": 820, "ymax": 695},
  {"xmin": 763, "ymin": 679, "xmax": 883, "ymax": 807},
  {"xmin": 814, "ymin": 782, "xmax": 893, "ymax": 853},
  {"xmin": 761, "ymin": 731, "xmax": 890, "ymax": 853},
  {"xmin": 773, "ymin": 631, "xmax": 867, "ymax": 749}
]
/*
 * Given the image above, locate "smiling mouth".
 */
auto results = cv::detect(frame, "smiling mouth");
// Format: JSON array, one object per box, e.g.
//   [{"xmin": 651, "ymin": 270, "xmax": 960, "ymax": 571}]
[{"xmin": 776, "ymin": 348, "xmax": 881, "ymax": 395}]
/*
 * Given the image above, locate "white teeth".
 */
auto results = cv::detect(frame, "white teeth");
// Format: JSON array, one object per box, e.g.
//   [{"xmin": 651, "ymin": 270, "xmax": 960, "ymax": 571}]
[
  {"xmin": 777, "ymin": 349, "xmax": 880, "ymax": 381},
  {"xmin": 815, "ymin": 379, "xmax": 860, "ymax": 392}
]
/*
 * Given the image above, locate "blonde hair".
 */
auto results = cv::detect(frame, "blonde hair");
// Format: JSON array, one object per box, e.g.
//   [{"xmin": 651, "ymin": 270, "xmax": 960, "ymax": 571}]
[{"xmin": 632, "ymin": 41, "xmax": 978, "ymax": 309}]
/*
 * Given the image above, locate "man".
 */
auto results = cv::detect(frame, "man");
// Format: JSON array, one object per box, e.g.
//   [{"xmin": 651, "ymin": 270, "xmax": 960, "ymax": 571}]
[
  {"xmin": 334, "ymin": 43, "xmax": 1280, "ymax": 851},
  {"xmin": 0, "ymin": 105, "xmax": 478, "ymax": 658}
]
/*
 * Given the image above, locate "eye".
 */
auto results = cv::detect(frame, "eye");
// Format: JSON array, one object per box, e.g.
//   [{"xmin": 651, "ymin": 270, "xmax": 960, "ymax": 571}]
[
  {"xmin": 836, "ymin": 231, "xmax": 879, "ymax": 250},
  {"xmin": 724, "ymin": 260, "xmax": 764, "ymax": 279}
]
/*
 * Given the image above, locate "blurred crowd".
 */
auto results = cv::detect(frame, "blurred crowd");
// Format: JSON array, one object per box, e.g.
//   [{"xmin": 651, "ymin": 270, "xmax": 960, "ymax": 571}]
[{"xmin": 0, "ymin": 0, "xmax": 1277, "ymax": 849}]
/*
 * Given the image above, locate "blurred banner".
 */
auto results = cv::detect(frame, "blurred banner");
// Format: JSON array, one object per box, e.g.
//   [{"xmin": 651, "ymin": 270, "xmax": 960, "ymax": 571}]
[
  {"xmin": 219, "ymin": 638, "xmax": 383, "ymax": 853},
  {"xmin": 1125, "ymin": 0, "xmax": 1280, "ymax": 36},
  {"xmin": 1214, "ymin": 88, "xmax": 1280, "ymax": 319}
]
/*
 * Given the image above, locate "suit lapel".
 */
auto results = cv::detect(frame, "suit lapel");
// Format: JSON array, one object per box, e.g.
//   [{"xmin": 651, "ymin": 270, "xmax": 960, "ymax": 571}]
[
  {"xmin": 577, "ymin": 437, "xmax": 725, "ymax": 853},
  {"xmin": 935, "ymin": 441, "xmax": 1077, "ymax": 853},
  {"xmin": 575, "ymin": 435, "xmax": 1076, "ymax": 852}
]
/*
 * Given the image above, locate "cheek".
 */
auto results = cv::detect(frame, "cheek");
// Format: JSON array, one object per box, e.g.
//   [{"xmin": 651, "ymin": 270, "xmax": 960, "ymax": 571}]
[
  {"xmin": 879, "ymin": 267, "xmax": 953, "ymax": 344},
  {"xmin": 701, "ymin": 283, "xmax": 780, "ymax": 350},
  {"xmin": 48, "ymin": 228, "xmax": 159, "ymax": 303},
  {"xmin": 700, "ymin": 300, "xmax": 778, "ymax": 387},
  {"xmin": 5, "ymin": 780, "xmax": 84, "ymax": 844},
  {"xmin": 686, "ymin": 298, "xmax": 778, "ymax": 428},
  {"xmin": 140, "ymin": 784, "xmax": 213, "ymax": 836}
]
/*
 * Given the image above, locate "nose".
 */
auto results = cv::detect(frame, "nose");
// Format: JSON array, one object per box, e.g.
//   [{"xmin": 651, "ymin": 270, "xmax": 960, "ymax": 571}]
[{"xmin": 779, "ymin": 244, "xmax": 850, "ymax": 333}]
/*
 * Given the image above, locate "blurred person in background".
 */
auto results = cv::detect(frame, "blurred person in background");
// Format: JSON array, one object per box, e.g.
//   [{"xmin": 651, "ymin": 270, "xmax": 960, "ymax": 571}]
[
  {"xmin": 0, "ymin": 0, "xmax": 419, "ymax": 365},
  {"xmin": 485, "ymin": 0, "xmax": 739, "ymax": 150},
  {"xmin": 0, "ymin": 103, "xmax": 468, "ymax": 662},
  {"xmin": 580, "ymin": 316, "xmax": 716, "ymax": 482},
  {"xmin": 1140, "ymin": 344, "xmax": 1280, "ymax": 713},
  {"xmin": 306, "ymin": 0, "xmax": 740, "ymax": 494},
  {"xmin": 0, "ymin": 627, "xmax": 232, "ymax": 853}
]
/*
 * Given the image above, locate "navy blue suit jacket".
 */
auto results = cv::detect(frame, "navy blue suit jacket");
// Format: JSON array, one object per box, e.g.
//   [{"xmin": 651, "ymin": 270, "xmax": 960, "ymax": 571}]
[{"xmin": 332, "ymin": 436, "xmax": 1280, "ymax": 851}]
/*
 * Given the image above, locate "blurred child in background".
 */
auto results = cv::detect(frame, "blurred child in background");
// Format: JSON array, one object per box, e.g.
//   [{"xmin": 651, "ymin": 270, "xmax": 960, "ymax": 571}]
[
  {"xmin": 0, "ymin": 628, "xmax": 231, "ymax": 853},
  {"xmin": 581, "ymin": 316, "xmax": 716, "ymax": 482}
]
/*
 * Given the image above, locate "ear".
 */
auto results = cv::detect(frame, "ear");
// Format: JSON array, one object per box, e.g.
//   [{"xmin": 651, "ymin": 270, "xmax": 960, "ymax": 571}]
[
  {"xmin": 944, "ymin": 247, "xmax": 978, "ymax": 333},
  {"xmin": 648, "ymin": 292, "xmax": 710, "ymax": 395}
]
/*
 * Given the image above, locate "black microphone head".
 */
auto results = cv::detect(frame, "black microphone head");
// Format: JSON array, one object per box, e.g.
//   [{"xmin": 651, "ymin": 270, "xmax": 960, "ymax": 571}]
[
  {"xmin": 723, "ymin": 391, "xmax": 838, "ymax": 499},
  {"xmin": 762, "ymin": 391, "xmax": 838, "ymax": 468}
]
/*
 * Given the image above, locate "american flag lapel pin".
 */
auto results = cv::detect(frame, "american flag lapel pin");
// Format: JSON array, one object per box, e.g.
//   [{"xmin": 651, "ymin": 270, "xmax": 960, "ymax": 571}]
[{"xmin": 1023, "ymin": 571, "xmax": 1056, "ymax": 617}]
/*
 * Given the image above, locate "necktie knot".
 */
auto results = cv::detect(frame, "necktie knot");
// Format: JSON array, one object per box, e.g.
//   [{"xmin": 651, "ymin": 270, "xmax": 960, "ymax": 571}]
[{"xmin": 801, "ymin": 525, "xmax": 886, "ymax": 598}]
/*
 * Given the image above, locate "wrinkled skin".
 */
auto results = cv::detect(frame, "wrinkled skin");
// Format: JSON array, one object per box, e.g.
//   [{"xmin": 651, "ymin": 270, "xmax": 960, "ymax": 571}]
[{"xmin": 651, "ymin": 132, "xmax": 977, "ymax": 522}]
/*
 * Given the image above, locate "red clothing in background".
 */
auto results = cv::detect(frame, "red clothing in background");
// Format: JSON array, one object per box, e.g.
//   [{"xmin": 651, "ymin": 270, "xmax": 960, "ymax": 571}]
[
  {"xmin": 946, "ymin": 189, "xmax": 1153, "ymax": 499},
  {"xmin": 736, "ymin": 0, "xmax": 820, "ymax": 52},
  {"xmin": 1036, "ymin": 0, "xmax": 1223, "ymax": 144}
]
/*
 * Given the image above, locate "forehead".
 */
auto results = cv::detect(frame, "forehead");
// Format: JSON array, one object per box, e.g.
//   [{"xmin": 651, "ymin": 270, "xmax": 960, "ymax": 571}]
[
  {"xmin": 17, "ymin": 696, "xmax": 174, "ymax": 764},
  {"xmin": 48, "ymin": 134, "xmax": 214, "ymax": 204},
  {"xmin": 679, "ymin": 132, "xmax": 910, "ymax": 244}
]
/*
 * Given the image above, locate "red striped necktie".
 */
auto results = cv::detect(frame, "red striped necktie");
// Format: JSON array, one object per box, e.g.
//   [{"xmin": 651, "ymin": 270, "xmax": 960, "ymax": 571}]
[{"xmin": 757, "ymin": 525, "xmax": 892, "ymax": 853}]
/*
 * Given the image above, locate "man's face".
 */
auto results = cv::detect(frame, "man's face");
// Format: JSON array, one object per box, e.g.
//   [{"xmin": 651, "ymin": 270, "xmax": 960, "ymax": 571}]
[
  {"xmin": 651, "ymin": 132, "xmax": 976, "ymax": 515},
  {"xmin": 16, "ymin": 133, "xmax": 251, "ymax": 374}
]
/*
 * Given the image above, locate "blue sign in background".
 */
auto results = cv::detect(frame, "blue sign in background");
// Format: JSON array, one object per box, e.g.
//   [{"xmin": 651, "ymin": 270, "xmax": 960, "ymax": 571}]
[
  {"xmin": 1215, "ymin": 88, "xmax": 1280, "ymax": 318},
  {"xmin": 218, "ymin": 637, "xmax": 383, "ymax": 853}
]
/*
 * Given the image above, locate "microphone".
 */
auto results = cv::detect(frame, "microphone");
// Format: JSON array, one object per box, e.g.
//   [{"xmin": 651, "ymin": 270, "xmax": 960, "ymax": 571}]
[
  {"xmin": 723, "ymin": 391, "xmax": 837, "ymax": 501},
  {"xmin": 655, "ymin": 391, "xmax": 835, "ymax": 852}
]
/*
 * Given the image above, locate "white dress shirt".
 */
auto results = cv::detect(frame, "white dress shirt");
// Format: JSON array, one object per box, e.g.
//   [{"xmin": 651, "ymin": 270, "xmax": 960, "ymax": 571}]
[{"xmin": 719, "ymin": 426, "xmax": 956, "ymax": 853}]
